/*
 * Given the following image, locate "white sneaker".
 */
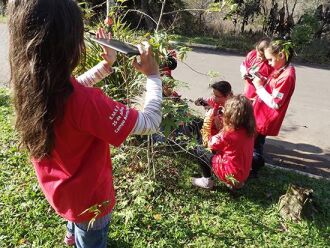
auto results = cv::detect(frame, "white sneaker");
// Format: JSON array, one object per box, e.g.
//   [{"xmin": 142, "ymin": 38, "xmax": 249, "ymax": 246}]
[{"xmin": 192, "ymin": 177, "xmax": 214, "ymax": 189}]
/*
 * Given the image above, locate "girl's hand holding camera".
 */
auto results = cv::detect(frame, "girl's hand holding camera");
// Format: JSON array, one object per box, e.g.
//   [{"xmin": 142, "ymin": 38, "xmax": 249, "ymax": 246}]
[
  {"xmin": 96, "ymin": 28, "xmax": 117, "ymax": 67},
  {"xmin": 132, "ymin": 42, "xmax": 159, "ymax": 77},
  {"xmin": 95, "ymin": 28, "xmax": 159, "ymax": 78},
  {"xmin": 252, "ymin": 76, "xmax": 264, "ymax": 89}
]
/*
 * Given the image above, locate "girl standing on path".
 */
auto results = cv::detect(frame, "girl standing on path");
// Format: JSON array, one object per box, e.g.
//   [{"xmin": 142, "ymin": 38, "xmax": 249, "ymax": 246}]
[
  {"xmin": 8, "ymin": 0, "xmax": 162, "ymax": 247},
  {"xmin": 240, "ymin": 38, "xmax": 274, "ymax": 101},
  {"xmin": 250, "ymin": 39, "xmax": 296, "ymax": 177}
]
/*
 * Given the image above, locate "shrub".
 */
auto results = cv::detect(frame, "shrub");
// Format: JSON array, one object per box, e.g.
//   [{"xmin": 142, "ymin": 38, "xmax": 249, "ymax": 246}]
[{"xmin": 291, "ymin": 11, "xmax": 320, "ymax": 48}]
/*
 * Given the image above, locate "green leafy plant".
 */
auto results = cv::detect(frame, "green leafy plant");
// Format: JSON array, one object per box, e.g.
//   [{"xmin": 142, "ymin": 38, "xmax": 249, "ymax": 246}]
[
  {"xmin": 272, "ymin": 39, "xmax": 295, "ymax": 62},
  {"xmin": 225, "ymin": 173, "xmax": 239, "ymax": 186},
  {"xmin": 79, "ymin": 200, "xmax": 110, "ymax": 230}
]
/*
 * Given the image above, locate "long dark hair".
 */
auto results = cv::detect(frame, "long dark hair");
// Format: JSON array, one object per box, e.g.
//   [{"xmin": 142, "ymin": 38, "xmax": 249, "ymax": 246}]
[{"xmin": 8, "ymin": 0, "xmax": 85, "ymax": 159}]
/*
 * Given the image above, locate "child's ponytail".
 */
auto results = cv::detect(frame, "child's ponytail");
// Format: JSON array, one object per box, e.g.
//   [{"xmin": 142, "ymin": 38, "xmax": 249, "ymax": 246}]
[{"xmin": 269, "ymin": 38, "xmax": 295, "ymax": 65}]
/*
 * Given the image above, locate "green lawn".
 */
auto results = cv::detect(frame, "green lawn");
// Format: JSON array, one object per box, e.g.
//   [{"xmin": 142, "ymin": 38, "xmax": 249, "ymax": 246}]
[
  {"xmin": 1, "ymin": 87, "xmax": 329, "ymax": 247},
  {"xmin": 169, "ymin": 33, "xmax": 254, "ymax": 54},
  {"xmin": 0, "ymin": 15, "xmax": 6, "ymax": 24}
]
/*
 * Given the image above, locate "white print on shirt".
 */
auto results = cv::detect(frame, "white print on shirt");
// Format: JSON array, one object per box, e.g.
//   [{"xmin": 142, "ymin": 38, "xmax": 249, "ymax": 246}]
[
  {"xmin": 109, "ymin": 106, "xmax": 119, "ymax": 120},
  {"xmin": 108, "ymin": 105, "xmax": 130, "ymax": 133},
  {"xmin": 272, "ymin": 89, "xmax": 284, "ymax": 99},
  {"xmin": 115, "ymin": 107, "xmax": 129, "ymax": 133}
]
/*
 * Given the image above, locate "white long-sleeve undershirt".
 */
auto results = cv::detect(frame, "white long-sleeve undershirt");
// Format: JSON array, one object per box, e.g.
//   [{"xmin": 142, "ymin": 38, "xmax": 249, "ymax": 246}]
[
  {"xmin": 76, "ymin": 61, "xmax": 112, "ymax": 87},
  {"xmin": 256, "ymin": 86, "xmax": 279, "ymax": 109},
  {"xmin": 131, "ymin": 76, "xmax": 162, "ymax": 135},
  {"xmin": 76, "ymin": 62, "xmax": 162, "ymax": 135}
]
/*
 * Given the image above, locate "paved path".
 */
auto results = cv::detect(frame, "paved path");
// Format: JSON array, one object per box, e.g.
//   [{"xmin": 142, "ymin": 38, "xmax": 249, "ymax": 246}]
[
  {"xmin": 173, "ymin": 48, "xmax": 330, "ymax": 178},
  {"xmin": 1, "ymin": 23, "xmax": 330, "ymax": 177},
  {"xmin": 0, "ymin": 23, "xmax": 9, "ymax": 86}
]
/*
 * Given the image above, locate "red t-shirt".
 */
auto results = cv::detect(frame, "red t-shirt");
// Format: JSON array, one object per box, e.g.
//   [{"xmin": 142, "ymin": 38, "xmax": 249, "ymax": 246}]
[
  {"xmin": 32, "ymin": 78, "xmax": 138, "ymax": 222},
  {"xmin": 242, "ymin": 50, "xmax": 273, "ymax": 99},
  {"xmin": 209, "ymin": 128, "xmax": 254, "ymax": 185},
  {"xmin": 253, "ymin": 65, "xmax": 296, "ymax": 136}
]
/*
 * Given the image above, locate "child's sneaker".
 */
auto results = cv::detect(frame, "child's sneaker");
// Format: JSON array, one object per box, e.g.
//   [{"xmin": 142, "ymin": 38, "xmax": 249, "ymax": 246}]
[
  {"xmin": 64, "ymin": 232, "xmax": 75, "ymax": 246},
  {"xmin": 192, "ymin": 177, "xmax": 214, "ymax": 189}
]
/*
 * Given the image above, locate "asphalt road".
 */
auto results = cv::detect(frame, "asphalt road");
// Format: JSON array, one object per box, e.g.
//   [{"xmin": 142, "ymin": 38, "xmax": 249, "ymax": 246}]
[
  {"xmin": 0, "ymin": 23, "xmax": 9, "ymax": 86},
  {"xmin": 1, "ymin": 23, "xmax": 330, "ymax": 177}
]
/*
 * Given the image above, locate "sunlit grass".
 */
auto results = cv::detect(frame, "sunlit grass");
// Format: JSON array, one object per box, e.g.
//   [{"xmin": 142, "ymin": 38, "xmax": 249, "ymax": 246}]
[{"xmin": 1, "ymin": 88, "xmax": 329, "ymax": 247}]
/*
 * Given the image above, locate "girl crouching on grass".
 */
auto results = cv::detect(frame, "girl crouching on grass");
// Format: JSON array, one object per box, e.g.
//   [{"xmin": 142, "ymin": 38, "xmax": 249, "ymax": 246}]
[
  {"xmin": 195, "ymin": 81, "xmax": 233, "ymax": 146},
  {"xmin": 192, "ymin": 95, "xmax": 255, "ymax": 189}
]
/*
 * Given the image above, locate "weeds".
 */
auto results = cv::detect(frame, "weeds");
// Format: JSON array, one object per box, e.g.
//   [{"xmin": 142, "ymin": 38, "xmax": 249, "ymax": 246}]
[{"xmin": 1, "ymin": 88, "xmax": 330, "ymax": 247}]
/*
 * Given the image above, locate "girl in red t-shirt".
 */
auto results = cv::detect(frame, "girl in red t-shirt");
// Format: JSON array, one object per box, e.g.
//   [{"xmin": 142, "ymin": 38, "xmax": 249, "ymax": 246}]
[
  {"xmin": 250, "ymin": 39, "xmax": 296, "ymax": 177},
  {"xmin": 195, "ymin": 81, "xmax": 233, "ymax": 146},
  {"xmin": 192, "ymin": 95, "xmax": 255, "ymax": 189},
  {"xmin": 8, "ymin": 1, "xmax": 163, "ymax": 247},
  {"xmin": 240, "ymin": 38, "xmax": 274, "ymax": 100}
]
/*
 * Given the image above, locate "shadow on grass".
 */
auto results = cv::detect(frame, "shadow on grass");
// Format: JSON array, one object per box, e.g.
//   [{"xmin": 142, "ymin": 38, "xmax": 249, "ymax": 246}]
[
  {"xmin": 251, "ymin": 167, "xmax": 329, "ymax": 226},
  {"xmin": 112, "ymin": 146, "xmax": 330, "ymax": 246}
]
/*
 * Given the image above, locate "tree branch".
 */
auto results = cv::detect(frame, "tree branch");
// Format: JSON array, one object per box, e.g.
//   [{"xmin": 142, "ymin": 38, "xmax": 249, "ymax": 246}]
[
  {"xmin": 156, "ymin": 0, "xmax": 167, "ymax": 32},
  {"xmin": 123, "ymin": 9, "xmax": 158, "ymax": 25}
]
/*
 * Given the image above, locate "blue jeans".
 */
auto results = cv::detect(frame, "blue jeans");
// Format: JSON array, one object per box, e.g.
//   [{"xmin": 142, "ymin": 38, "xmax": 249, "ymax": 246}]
[{"xmin": 67, "ymin": 213, "xmax": 111, "ymax": 248}]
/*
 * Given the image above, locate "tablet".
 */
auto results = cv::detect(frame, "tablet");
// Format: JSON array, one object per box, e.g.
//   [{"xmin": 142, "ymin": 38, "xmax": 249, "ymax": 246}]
[{"xmin": 90, "ymin": 37, "xmax": 140, "ymax": 57}]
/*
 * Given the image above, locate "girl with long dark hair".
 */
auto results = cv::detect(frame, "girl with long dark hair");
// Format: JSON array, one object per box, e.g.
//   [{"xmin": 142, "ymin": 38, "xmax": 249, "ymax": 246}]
[{"xmin": 8, "ymin": 0, "xmax": 162, "ymax": 246}]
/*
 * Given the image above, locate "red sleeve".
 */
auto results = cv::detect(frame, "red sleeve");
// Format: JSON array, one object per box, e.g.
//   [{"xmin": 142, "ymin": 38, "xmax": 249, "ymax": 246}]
[
  {"xmin": 168, "ymin": 50, "xmax": 177, "ymax": 58},
  {"xmin": 207, "ymin": 97, "xmax": 217, "ymax": 108},
  {"xmin": 243, "ymin": 50, "xmax": 257, "ymax": 69},
  {"xmin": 208, "ymin": 132, "xmax": 226, "ymax": 151},
  {"xmin": 78, "ymin": 89, "xmax": 138, "ymax": 147},
  {"xmin": 270, "ymin": 73, "xmax": 295, "ymax": 107},
  {"xmin": 257, "ymin": 61, "xmax": 274, "ymax": 79}
]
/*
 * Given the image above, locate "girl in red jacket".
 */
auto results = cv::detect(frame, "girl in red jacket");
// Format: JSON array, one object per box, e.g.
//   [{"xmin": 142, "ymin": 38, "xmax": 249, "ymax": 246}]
[
  {"xmin": 250, "ymin": 39, "xmax": 295, "ymax": 177},
  {"xmin": 192, "ymin": 95, "xmax": 255, "ymax": 189},
  {"xmin": 240, "ymin": 38, "xmax": 274, "ymax": 100}
]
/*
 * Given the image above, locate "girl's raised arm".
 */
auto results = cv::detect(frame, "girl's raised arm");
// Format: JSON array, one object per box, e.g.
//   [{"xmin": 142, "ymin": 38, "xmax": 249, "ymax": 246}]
[{"xmin": 77, "ymin": 28, "xmax": 116, "ymax": 87}]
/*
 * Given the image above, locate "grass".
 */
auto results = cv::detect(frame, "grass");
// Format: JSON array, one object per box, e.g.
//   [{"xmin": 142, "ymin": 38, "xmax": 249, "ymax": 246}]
[
  {"xmin": 1, "ymin": 87, "xmax": 330, "ymax": 247},
  {"xmin": 169, "ymin": 33, "xmax": 255, "ymax": 54},
  {"xmin": 0, "ymin": 15, "xmax": 7, "ymax": 24}
]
